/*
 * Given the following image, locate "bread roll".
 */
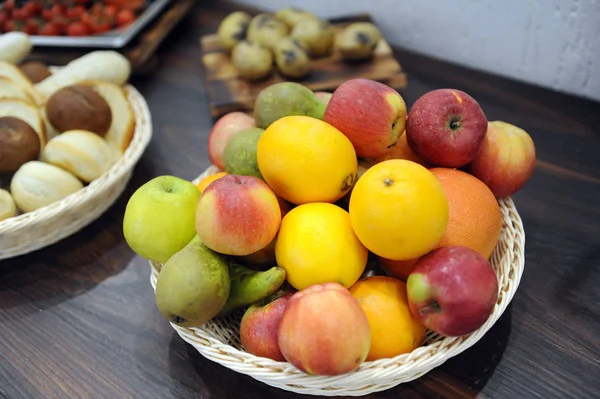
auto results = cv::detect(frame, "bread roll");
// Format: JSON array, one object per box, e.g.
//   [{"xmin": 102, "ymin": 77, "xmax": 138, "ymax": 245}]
[
  {"xmin": 0, "ymin": 116, "xmax": 41, "ymax": 173},
  {"xmin": 10, "ymin": 161, "xmax": 83, "ymax": 213},
  {"xmin": 35, "ymin": 51, "xmax": 131, "ymax": 100},
  {"xmin": 0, "ymin": 61, "xmax": 43, "ymax": 104},
  {"xmin": 19, "ymin": 61, "xmax": 51, "ymax": 83},
  {"xmin": 0, "ymin": 188, "xmax": 17, "ymax": 221},
  {"xmin": 0, "ymin": 98, "xmax": 47, "ymax": 148},
  {"xmin": 43, "ymin": 130, "xmax": 118, "ymax": 183},
  {"xmin": 0, "ymin": 32, "xmax": 32, "ymax": 65},
  {"xmin": 0, "ymin": 76, "xmax": 36, "ymax": 104},
  {"xmin": 85, "ymin": 80, "xmax": 136, "ymax": 152}
]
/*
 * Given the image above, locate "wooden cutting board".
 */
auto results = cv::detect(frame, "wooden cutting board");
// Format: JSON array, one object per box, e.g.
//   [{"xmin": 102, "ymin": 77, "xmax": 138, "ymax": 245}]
[{"xmin": 200, "ymin": 14, "xmax": 407, "ymax": 119}]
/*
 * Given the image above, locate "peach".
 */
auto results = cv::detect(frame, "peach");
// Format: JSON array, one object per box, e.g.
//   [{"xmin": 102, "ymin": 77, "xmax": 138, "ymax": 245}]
[
  {"xmin": 207, "ymin": 112, "xmax": 256, "ymax": 170},
  {"xmin": 278, "ymin": 282, "xmax": 371, "ymax": 375},
  {"xmin": 237, "ymin": 195, "xmax": 294, "ymax": 268},
  {"xmin": 324, "ymin": 78, "xmax": 407, "ymax": 158},
  {"xmin": 467, "ymin": 121, "xmax": 536, "ymax": 197},
  {"xmin": 195, "ymin": 174, "xmax": 281, "ymax": 256},
  {"xmin": 240, "ymin": 291, "xmax": 294, "ymax": 361}
]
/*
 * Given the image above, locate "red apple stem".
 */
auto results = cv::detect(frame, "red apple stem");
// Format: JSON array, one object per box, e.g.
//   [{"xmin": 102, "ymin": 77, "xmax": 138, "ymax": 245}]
[{"xmin": 419, "ymin": 301, "xmax": 441, "ymax": 315}]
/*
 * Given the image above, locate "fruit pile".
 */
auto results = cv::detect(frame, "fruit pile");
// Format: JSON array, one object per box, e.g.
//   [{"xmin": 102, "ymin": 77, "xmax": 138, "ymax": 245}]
[
  {"xmin": 217, "ymin": 7, "xmax": 382, "ymax": 80},
  {"xmin": 0, "ymin": 43, "xmax": 135, "ymax": 222},
  {"xmin": 0, "ymin": 0, "xmax": 145, "ymax": 37},
  {"xmin": 123, "ymin": 78, "xmax": 536, "ymax": 376}
]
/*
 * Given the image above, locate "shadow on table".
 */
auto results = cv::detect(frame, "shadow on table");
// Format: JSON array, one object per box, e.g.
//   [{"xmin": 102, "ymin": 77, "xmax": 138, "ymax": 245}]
[
  {"xmin": 0, "ymin": 157, "xmax": 157, "ymax": 312},
  {"xmin": 387, "ymin": 305, "xmax": 513, "ymax": 398},
  {"xmin": 163, "ymin": 306, "xmax": 512, "ymax": 399}
]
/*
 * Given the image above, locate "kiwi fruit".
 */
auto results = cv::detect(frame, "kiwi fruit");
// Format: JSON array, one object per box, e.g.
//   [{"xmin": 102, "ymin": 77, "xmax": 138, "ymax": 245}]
[
  {"xmin": 274, "ymin": 38, "xmax": 311, "ymax": 79},
  {"xmin": 336, "ymin": 22, "xmax": 382, "ymax": 60},
  {"xmin": 19, "ymin": 61, "xmax": 51, "ymax": 84},
  {"xmin": 275, "ymin": 7, "xmax": 317, "ymax": 29},
  {"xmin": 246, "ymin": 13, "xmax": 289, "ymax": 51},
  {"xmin": 231, "ymin": 40, "xmax": 274, "ymax": 81},
  {"xmin": 217, "ymin": 11, "xmax": 252, "ymax": 52},
  {"xmin": 291, "ymin": 18, "xmax": 335, "ymax": 58},
  {"xmin": 45, "ymin": 84, "xmax": 112, "ymax": 136},
  {"xmin": 0, "ymin": 116, "xmax": 41, "ymax": 173}
]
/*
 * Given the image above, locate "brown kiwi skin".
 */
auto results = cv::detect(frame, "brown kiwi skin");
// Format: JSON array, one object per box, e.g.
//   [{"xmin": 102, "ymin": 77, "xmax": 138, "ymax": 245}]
[
  {"xmin": 0, "ymin": 116, "xmax": 41, "ymax": 174},
  {"xmin": 45, "ymin": 85, "xmax": 112, "ymax": 136}
]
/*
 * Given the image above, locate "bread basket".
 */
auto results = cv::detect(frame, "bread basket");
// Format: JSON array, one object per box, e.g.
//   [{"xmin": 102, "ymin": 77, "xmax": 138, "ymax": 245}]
[
  {"xmin": 0, "ymin": 84, "xmax": 152, "ymax": 260},
  {"xmin": 148, "ymin": 165, "xmax": 525, "ymax": 396}
]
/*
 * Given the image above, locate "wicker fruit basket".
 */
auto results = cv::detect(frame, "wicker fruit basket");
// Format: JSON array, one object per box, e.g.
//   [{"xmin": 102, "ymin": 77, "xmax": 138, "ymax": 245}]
[
  {"xmin": 0, "ymin": 85, "xmax": 152, "ymax": 260},
  {"xmin": 148, "ymin": 165, "xmax": 525, "ymax": 396}
]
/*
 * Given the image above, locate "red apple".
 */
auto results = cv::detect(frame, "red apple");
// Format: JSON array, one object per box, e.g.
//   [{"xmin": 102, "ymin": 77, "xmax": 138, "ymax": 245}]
[
  {"xmin": 278, "ymin": 282, "xmax": 371, "ymax": 375},
  {"xmin": 208, "ymin": 112, "xmax": 256, "ymax": 170},
  {"xmin": 324, "ymin": 78, "xmax": 407, "ymax": 158},
  {"xmin": 407, "ymin": 246, "xmax": 499, "ymax": 337},
  {"xmin": 240, "ymin": 290, "xmax": 294, "ymax": 361},
  {"xmin": 406, "ymin": 89, "xmax": 488, "ymax": 168},
  {"xmin": 467, "ymin": 120, "xmax": 536, "ymax": 197},
  {"xmin": 195, "ymin": 174, "xmax": 281, "ymax": 256},
  {"xmin": 315, "ymin": 91, "xmax": 333, "ymax": 105}
]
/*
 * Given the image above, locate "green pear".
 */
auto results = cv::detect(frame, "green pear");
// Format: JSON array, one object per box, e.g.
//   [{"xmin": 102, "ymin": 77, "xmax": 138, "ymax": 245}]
[
  {"xmin": 217, "ymin": 262, "xmax": 286, "ymax": 317},
  {"xmin": 222, "ymin": 127, "xmax": 265, "ymax": 179},
  {"xmin": 155, "ymin": 236, "xmax": 230, "ymax": 327},
  {"xmin": 253, "ymin": 82, "xmax": 327, "ymax": 129}
]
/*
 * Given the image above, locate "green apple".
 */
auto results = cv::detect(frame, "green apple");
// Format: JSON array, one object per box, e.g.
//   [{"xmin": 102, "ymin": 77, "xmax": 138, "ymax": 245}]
[{"xmin": 123, "ymin": 175, "xmax": 201, "ymax": 263}]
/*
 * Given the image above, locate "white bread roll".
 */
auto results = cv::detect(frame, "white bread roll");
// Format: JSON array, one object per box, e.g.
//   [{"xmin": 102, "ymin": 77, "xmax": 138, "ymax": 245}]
[
  {"xmin": 0, "ymin": 76, "xmax": 37, "ymax": 104},
  {"xmin": 35, "ymin": 51, "xmax": 131, "ymax": 100},
  {"xmin": 43, "ymin": 130, "xmax": 119, "ymax": 183},
  {"xmin": 10, "ymin": 161, "xmax": 83, "ymax": 213},
  {"xmin": 85, "ymin": 80, "xmax": 136, "ymax": 153},
  {"xmin": 0, "ymin": 61, "xmax": 43, "ymax": 104},
  {"xmin": 0, "ymin": 98, "xmax": 47, "ymax": 148},
  {"xmin": 0, "ymin": 32, "xmax": 32, "ymax": 65},
  {"xmin": 0, "ymin": 188, "xmax": 17, "ymax": 221}
]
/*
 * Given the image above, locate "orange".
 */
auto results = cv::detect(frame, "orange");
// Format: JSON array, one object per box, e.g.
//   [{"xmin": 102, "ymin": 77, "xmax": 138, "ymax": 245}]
[
  {"xmin": 365, "ymin": 131, "xmax": 428, "ymax": 167},
  {"xmin": 349, "ymin": 159, "xmax": 449, "ymax": 260},
  {"xmin": 256, "ymin": 115, "xmax": 357, "ymax": 205},
  {"xmin": 196, "ymin": 171, "xmax": 227, "ymax": 193},
  {"xmin": 430, "ymin": 168, "xmax": 502, "ymax": 259},
  {"xmin": 349, "ymin": 275, "xmax": 426, "ymax": 360},
  {"xmin": 275, "ymin": 202, "xmax": 368, "ymax": 290}
]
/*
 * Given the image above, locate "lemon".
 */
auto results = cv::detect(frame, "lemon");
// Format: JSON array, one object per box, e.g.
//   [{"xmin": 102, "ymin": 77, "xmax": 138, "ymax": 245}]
[
  {"xmin": 275, "ymin": 202, "xmax": 368, "ymax": 290},
  {"xmin": 256, "ymin": 115, "xmax": 357, "ymax": 205}
]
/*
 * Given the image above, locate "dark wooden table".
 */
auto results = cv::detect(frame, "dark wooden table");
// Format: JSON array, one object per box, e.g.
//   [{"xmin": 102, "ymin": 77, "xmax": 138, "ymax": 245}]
[{"xmin": 1, "ymin": 2, "xmax": 599, "ymax": 399}]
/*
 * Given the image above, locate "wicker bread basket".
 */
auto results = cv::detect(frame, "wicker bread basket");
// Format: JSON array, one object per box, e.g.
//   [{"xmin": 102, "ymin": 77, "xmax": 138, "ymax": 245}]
[
  {"xmin": 149, "ymin": 165, "xmax": 525, "ymax": 396},
  {"xmin": 0, "ymin": 85, "xmax": 152, "ymax": 260}
]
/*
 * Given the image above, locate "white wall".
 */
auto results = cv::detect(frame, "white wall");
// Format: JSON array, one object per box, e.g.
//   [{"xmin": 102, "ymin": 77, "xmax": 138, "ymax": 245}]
[{"xmin": 233, "ymin": 0, "xmax": 600, "ymax": 102}]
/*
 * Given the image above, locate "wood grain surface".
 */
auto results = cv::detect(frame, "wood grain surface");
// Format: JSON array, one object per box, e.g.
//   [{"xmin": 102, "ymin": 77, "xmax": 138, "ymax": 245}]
[
  {"xmin": 200, "ymin": 13, "xmax": 407, "ymax": 118},
  {"xmin": 1, "ymin": 1, "xmax": 599, "ymax": 399}
]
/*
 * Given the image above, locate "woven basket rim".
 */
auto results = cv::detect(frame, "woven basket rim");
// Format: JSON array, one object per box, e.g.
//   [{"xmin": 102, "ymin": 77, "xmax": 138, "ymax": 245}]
[
  {"xmin": 147, "ymin": 165, "xmax": 526, "ymax": 396},
  {"xmin": 0, "ymin": 85, "xmax": 152, "ymax": 244}
]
